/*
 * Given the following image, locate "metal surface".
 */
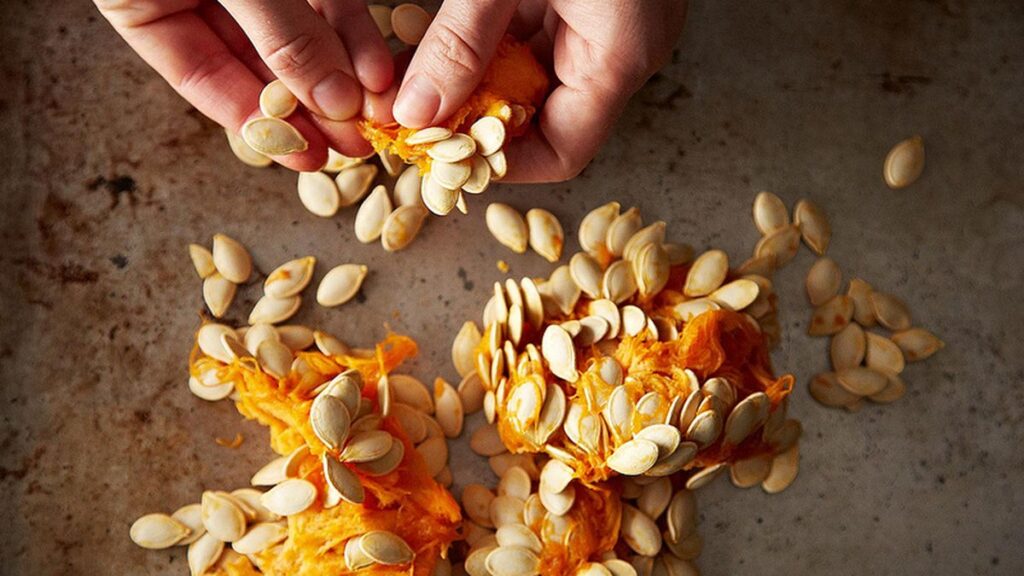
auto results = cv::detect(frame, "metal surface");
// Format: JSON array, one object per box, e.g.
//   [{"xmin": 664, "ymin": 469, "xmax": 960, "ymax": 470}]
[{"xmin": 1, "ymin": 1, "xmax": 1022, "ymax": 575}]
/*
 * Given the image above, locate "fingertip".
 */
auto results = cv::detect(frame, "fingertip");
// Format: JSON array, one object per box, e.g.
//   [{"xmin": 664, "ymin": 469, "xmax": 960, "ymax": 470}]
[
  {"xmin": 363, "ymin": 83, "xmax": 398, "ymax": 125},
  {"xmin": 393, "ymin": 74, "xmax": 441, "ymax": 128},
  {"xmin": 354, "ymin": 50, "xmax": 395, "ymax": 94}
]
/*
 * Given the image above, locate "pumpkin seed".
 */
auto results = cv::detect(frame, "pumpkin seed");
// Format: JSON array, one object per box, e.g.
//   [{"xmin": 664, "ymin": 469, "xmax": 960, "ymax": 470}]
[
  {"xmin": 241, "ymin": 117, "xmax": 308, "ymax": 155},
  {"xmin": 684, "ymin": 250, "xmax": 728, "ymax": 297},
  {"xmin": 891, "ymin": 327, "xmax": 944, "ymax": 361},
  {"xmin": 368, "ymin": 4, "xmax": 393, "ymax": 37},
  {"xmin": 685, "ymin": 410, "xmax": 722, "ymax": 448},
  {"xmin": 470, "ymin": 423, "xmax": 507, "ymax": 457},
  {"xmin": 526, "ymin": 208, "xmax": 564, "ymax": 263},
  {"xmin": 354, "ymin": 185, "xmax": 393, "ymax": 243},
  {"xmin": 576, "ymin": 315, "xmax": 609, "ymax": 346},
  {"xmin": 405, "ymin": 127, "xmax": 452, "ymax": 145},
  {"xmin": 637, "ymin": 476, "xmax": 673, "ymax": 519},
  {"xmin": 702, "ymin": 377, "xmax": 735, "ymax": 408},
  {"xmin": 264, "ymin": 256, "xmax": 316, "ymax": 298},
  {"xmin": 865, "ymin": 332, "xmax": 905, "ymax": 374},
  {"xmin": 255, "ymin": 339, "xmax": 291, "ymax": 379},
  {"xmin": 672, "ymin": 298, "xmax": 720, "ymax": 322},
  {"xmin": 189, "ymin": 244, "xmax": 216, "ymax": 278},
  {"xmin": 451, "ymin": 321, "xmax": 483, "ymax": 380},
  {"xmin": 498, "ymin": 466, "xmax": 533, "ymax": 501},
  {"xmin": 335, "ymin": 164, "xmax": 378, "ymax": 207},
  {"xmin": 830, "ymin": 323, "xmax": 866, "ymax": 370},
  {"xmin": 486, "ymin": 545, "xmax": 540, "ymax": 576},
  {"xmin": 345, "ymin": 536, "xmax": 376, "ymax": 570},
  {"xmin": 385, "ymin": 374, "xmax": 431, "ymax": 414},
  {"xmin": 806, "ymin": 257, "xmax": 841, "ymax": 306},
  {"xmin": 225, "ymin": 129, "xmax": 272, "ymax": 167},
  {"xmin": 883, "ymin": 135, "xmax": 925, "ymax": 189},
  {"xmin": 315, "ymin": 330, "xmax": 350, "ymax": 358},
  {"xmin": 259, "ymin": 79, "xmax": 297, "ymax": 118},
  {"xmin": 736, "ymin": 254, "xmax": 776, "ymax": 277},
  {"xmin": 754, "ymin": 224, "xmax": 801, "ymax": 268},
  {"xmin": 809, "ymin": 371, "xmax": 862, "ymax": 409},
  {"xmin": 539, "ymin": 481, "xmax": 575, "ymax": 516},
  {"xmin": 431, "ymin": 159, "xmax": 473, "ymax": 190},
  {"xmin": 519, "ymin": 278, "xmax": 545, "ymax": 329},
  {"xmin": 211, "ymin": 233, "xmax": 251, "ymax": 284},
  {"xmin": 762, "ymin": 444, "xmax": 800, "ymax": 493},
  {"xmin": 202, "ymin": 273, "xmax": 236, "ymax": 318},
  {"xmin": 197, "ymin": 323, "xmax": 236, "ymax": 363},
  {"xmin": 417, "ymin": 436, "xmax": 449, "ymax": 477},
  {"xmin": 685, "ymin": 463, "xmax": 726, "ymax": 490},
  {"xmin": 604, "ymin": 559, "xmax": 639, "ymax": 576},
  {"xmin": 250, "ymin": 455, "xmax": 289, "ymax": 486},
  {"xmin": 323, "ymin": 455, "xmax": 366, "ymax": 504},
  {"xmin": 623, "ymin": 222, "xmax": 667, "ymax": 262},
  {"xmin": 752, "ymin": 191, "xmax": 789, "ymax": 235},
  {"xmin": 378, "ymin": 375, "xmax": 392, "ymax": 417},
  {"xmin": 808, "ymin": 294, "xmax": 854, "ymax": 336},
  {"xmin": 536, "ymin": 383, "xmax": 567, "ymax": 444},
  {"xmin": 548, "ymin": 265, "xmax": 582, "ymax": 315},
  {"xmin": 570, "ymin": 252, "xmax": 604, "ymax": 298},
  {"xmin": 646, "ymin": 441, "xmax": 697, "ymax": 477},
  {"xmin": 619, "ymin": 305, "xmax": 646, "ymax": 337},
  {"xmin": 462, "ymin": 154, "xmax": 492, "ymax": 194},
  {"xmin": 606, "ymin": 207, "xmax": 642, "ymax": 257},
  {"xmin": 496, "ymin": 523, "xmax": 543, "ymax": 553},
  {"xmin": 355, "ymin": 439, "xmax": 404, "ymax": 476},
  {"xmin": 462, "ymin": 484, "xmax": 497, "ymax": 528},
  {"xmin": 248, "ymin": 294, "xmax": 301, "ymax": 325},
  {"xmin": 230, "ymin": 488, "xmax": 277, "ymax": 523},
  {"xmin": 489, "ymin": 494, "xmax": 526, "ymax": 528},
  {"xmin": 381, "ymin": 204, "xmax": 428, "ymax": 251},
  {"xmin": 469, "ymin": 116, "xmax": 506, "ymax": 156},
  {"xmin": 486, "ymin": 150, "xmax": 508, "ymax": 179},
  {"xmin": 378, "ymin": 148, "xmax": 403, "ymax": 176},
  {"xmin": 709, "ymin": 278, "xmax": 759, "ymax": 311},
  {"xmin": 261, "ymin": 478, "xmax": 317, "ymax": 515},
  {"xmin": 637, "ymin": 424, "xmax": 683, "ymax": 462},
  {"xmin": 634, "ymin": 242, "xmax": 670, "ymax": 298},
  {"xmin": 620, "ymin": 504, "xmax": 662, "ymax": 556},
  {"xmin": 836, "ymin": 366, "xmax": 890, "ymax": 396},
  {"xmin": 360, "ymin": 530, "xmax": 415, "ymax": 565},
  {"xmin": 539, "ymin": 459, "xmax": 575, "ymax": 495},
  {"xmin": 541, "ymin": 325, "xmax": 578, "ymax": 382},
  {"xmin": 870, "ymin": 291, "xmax": 912, "ymax": 331},
  {"xmin": 392, "ymin": 166, "xmax": 423, "ymax": 208},
  {"xmin": 323, "ymin": 148, "xmax": 365, "ymax": 173},
  {"xmin": 428, "ymin": 133, "xmax": 476, "ymax": 162},
  {"xmin": 666, "ymin": 490, "xmax": 697, "ymax": 543},
  {"xmin": 420, "ymin": 172, "xmax": 459, "ymax": 215},
  {"xmin": 583, "ymin": 300, "xmax": 617, "ymax": 340},
  {"xmin": 187, "ymin": 533, "xmax": 224, "ymax": 576},
  {"xmin": 231, "ymin": 522, "xmax": 287, "ymax": 555},
  {"xmin": 434, "ymin": 378, "xmax": 464, "ymax": 437},
  {"xmin": 607, "ymin": 439, "xmax": 660, "ymax": 475},
  {"xmin": 869, "ymin": 373, "xmax": 907, "ymax": 403},
  {"xmin": 130, "ymin": 513, "xmax": 190, "ymax": 549},
  {"xmin": 723, "ymin": 392, "xmax": 770, "ymax": 445},
  {"xmin": 277, "ymin": 324, "xmax": 314, "ymax": 351},
  {"xmin": 579, "ymin": 202, "xmax": 620, "ymax": 255},
  {"xmin": 339, "ymin": 430, "xmax": 393, "ymax": 463},
  {"xmin": 458, "ymin": 372, "xmax": 485, "ymax": 414},
  {"xmin": 485, "ymin": 203, "xmax": 528, "ymax": 253},
  {"xmin": 391, "ymin": 2, "xmax": 432, "ymax": 44},
  {"xmin": 310, "ymin": 394, "xmax": 352, "ymax": 450},
  {"xmin": 602, "ymin": 260, "xmax": 637, "ymax": 303},
  {"xmin": 316, "ymin": 264, "xmax": 367, "ymax": 307},
  {"xmin": 663, "ymin": 243, "xmax": 694, "ymax": 267},
  {"xmin": 793, "ymin": 199, "xmax": 831, "ymax": 255},
  {"xmin": 465, "ymin": 545, "xmax": 497, "ymax": 576}
]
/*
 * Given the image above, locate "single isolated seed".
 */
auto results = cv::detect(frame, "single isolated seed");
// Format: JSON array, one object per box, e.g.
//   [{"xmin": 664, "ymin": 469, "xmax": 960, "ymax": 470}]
[
  {"xmin": 884, "ymin": 135, "xmax": 925, "ymax": 189},
  {"xmin": 752, "ymin": 191, "xmax": 789, "ymax": 235},
  {"xmin": 129, "ymin": 513, "xmax": 190, "ymax": 549},
  {"xmin": 870, "ymin": 291, "xmax": 912, "ymax": 331},
  {"xmin": 486, "ymin": 203, "xmax": 528, "ymax": 253},
  {"xmin": 202, "ymin": 273, "xmax": 236, "ymax": 318},
  {"xmin": 211, "ymin": 233, "xmax": 252, "ymax": 284},
  {"xmin": 794, "ymin": 199, "xmax": 831, "ymax": 255},
  {"xmin": 188, "ymin": 244, "xmax": 216, "ymax": 278},
  {"xmin": 241, "ymin": 117, "xmax": 308, "ymax": 156},
  {"xmin": 381, "ymin": 204, "xmax": 429, "ymax": 252},
  {"xmin": 526, "ymin": 208, "xmax": 564, "ymax": 262},
  {"xmin": 335, "ymin": 164, "xmax": 378, "ymax": 207},
  {"xmin": 806, "ymin": 257, "xmax": 841, "ymax": 306},
  {"xmin": 264, "ymin": 256, "xmax": 316, "ymax": 298},
  {"xmin": 891, "ymin": 327, "xmax": 944, "ymax": 361},
  {"xmin": 259, "ymin": 79, "xmax": 298, "ymax": 118},
  {"xmin": 317, "ymin": 264, "xmax": 368, "ymax": 307},
  {"xmin": 354, "ymin": 185, "xmax": 393, "ymax": 243},
  {"xmin": 297, "ymin": 171, "xmax": 341, "ymax": 217}
]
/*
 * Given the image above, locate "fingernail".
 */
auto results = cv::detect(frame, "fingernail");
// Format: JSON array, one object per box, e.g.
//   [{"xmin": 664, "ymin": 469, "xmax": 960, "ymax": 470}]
[
  {"xmin": 312, "ymin": 71, "xmax": 362, "ymax": 121},
  {"xmin": 393, "ymin": 74, "xmax": 440, "ymax": 128}
]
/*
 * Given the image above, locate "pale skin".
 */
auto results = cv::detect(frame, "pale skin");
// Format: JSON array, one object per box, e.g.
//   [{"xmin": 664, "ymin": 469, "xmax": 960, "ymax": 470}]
[{"xmin": 95, "ymin": 0, "xmax": 687, "ymax": 182}]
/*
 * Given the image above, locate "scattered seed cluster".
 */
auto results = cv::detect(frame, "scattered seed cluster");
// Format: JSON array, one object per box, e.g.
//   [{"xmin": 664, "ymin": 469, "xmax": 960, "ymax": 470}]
[
  {"xmin": 748, "ymin": 191, "xmax": 944, "ymax": 411},
  {"xmin": 486, "ymin": 203, "xmax": 566, "ymax": 262}
]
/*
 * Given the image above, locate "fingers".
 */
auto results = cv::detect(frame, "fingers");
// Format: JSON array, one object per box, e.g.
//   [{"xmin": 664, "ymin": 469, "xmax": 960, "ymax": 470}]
[
  {"xmin": 314, "ymin": 0, "xmax": 394, "ymax": 93},
  {"xmin": 96, "ymin": 0, "xmax": 327, "ymax": 171},
  {"xmin": 219, "ymin": 0, "xmax": 363, "ymax": 122},
  {"xmin": 393, "ymin": 0, "xmax": 521, "ymax": 128}
]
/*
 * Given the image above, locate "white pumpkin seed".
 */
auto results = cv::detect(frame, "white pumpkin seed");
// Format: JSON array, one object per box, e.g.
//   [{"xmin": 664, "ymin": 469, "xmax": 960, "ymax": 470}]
[
  {"xmin": 754, "ymin": 224, "xmax": 801, "ymax": 268},
  {"xmin": 197, "ymin": 323, "xmax": 236, "ymax": 363},
  {"xmin": 794, "ymin": 199, "xmax": 831, "ymax": 255},
  {"xmin": 891, "ymin": 328, "xmax": 944, "ymax": 361},
  {"xmin": 249, "ymin": 294, "xmax": 301, "ymax": 325},
  {"xmin": 579, "ymin": 201, "xmax": 620, "ymax": 255},
  {"xmin": 736, "ymin": 254, "xmax": 776, "ymax": 277},
  {"xmin": 393, "ymin": 165, "xmax": 423, "ymax": 208},
  {"xmin": 723, "ymin": 392, "xmax": 770, "ymax": 445},
  {"xmin": 486, "ymin": 545, "xmax": 540, "ymax": 576},
  {"xmin": 635, "ymin": 424, "xmax": 682, "ymax": 461},
  {"xmin": 485, "ymin": 150, "xmax": 508, "ymax": 179},
  {"xmin": 645, "ymin": 441, "xmax": 697, "ymax": 477},
  {"xmin": 709, "ymin": 278, "xmax": 759, "ymax": 311},
  {"xmin": 621, "ymin": 305, "xmax": 647, "ymax": 337},
  {"xmin": 470, "ymin": 423, "xmax": 507, "ymax": 457},
  {"xmin": 462, "ymin": 484, "xmax": 496, "ymax": 528},
  {"xmin": 277, "ymin": 324, "xmax": 314, "ymax": 351},
  {"xmin": 391, "ymin": 2, "xmax": 432, "ymax": 44},
  {"xmin": 241, "ymin": 117, "xmax": 308, "ymax": 155},
  {"xmin": 315, "ymin": 331, "xmax": 350, "ymax": 357},
  {"xmin": 576, "ymin": 315, "xmax": 610, "ymax": 346},
  {"xmin": 602, "ymin": 260, "xmax": 637, "ymax": 303},
  {"xmin": 808, "ymin": 295, "xmax": 853, "ymax": 336},
  {"xmin": 202, "ymin": 273, "xmax": 236, "ymax": 318},
  {"xmin": 607, "ymin": 439, "xmax": 660, "ymax": 476},
  {"xmin": 684, "ymin": 250, "xmax": 728, "ymax": 297},
  {"xmin": 354, "ymin": 184, "xmax": 393, "ymax": 243},
  {"xmin": 296, "ymin": 171, "xmax": 341, "ymax": 217},
  {"xmin": 685, "ymin": 410, "xmax": 722, "ymax": 448},
  {"xmin": 633, "ymin": 242, "xmax": 670, "ymax": 299},
  {"xmin": 830, "ymin": 323, "xmax": 866, "ymax": 370},
  {"xmin": 431, "ymin": 159, "xmax": 473, "ymax": 190},
  {"xmin": 317, "ymin": 264, "xmax": 368, "ymax": 307},
  {"xmin": 335, "ymin": 164, "xmax": 378, "ymax": 207},
  {"xmin": 666, "ymin": 490, "xmax": 697, "ymax": 543},
  {"xmin": 541, "ymin": 325, "xmax": 578, "ymax": 382},
  {"xmin": 637, "ymin": 477, "xmax": 673, "ymax": 519},
  {"xmin": 225, "ymin": 129, "xmax": 272, "ymax": 168},
  {"xmin": 462, "ymin": 154, "xmax": 492, "ymax": 194},
  {"xmin": 805, "ymin": 257, "xmax": 841, "ymax": 306},
  {"xmin": 836, "ymin": 366, "xmax": 890, "ymax": 396},
  {"xmin": 310, "ymin": 394, "xmax": 352, "ymax": 450},
  {"xmin": 752, "ymin": 191, "xmax": 789, "ymax": 235},
  {"xmin": 470, "ymin": 116, "xmax": 506, "ymax": 156},
  {"xmin": 406, "ymin": 127, "xmax": 452, "ymax": 145},
  {"xmin": 189, "ymin": 244, "xmax": 216, "ymax": 278},
  {"xmin": 620, "ymin": 504, "xmax": 662, "ymax": 556},
  {"xmin": 420, "ymin": 172, "xmax": 459, "ymax": 216},
  {"xmin": 452, "ymin": 321, "xmax": 483, "ymax": 379},
  {"xmin": 345, "ymin": 536, "xmax": 375, "ymax": 570},
  {"xmin": 435, "ymin": 378, "xmax": 464, "ymax": 437},
  {"xmin": 428, "ymin": 133, "xmax": 476, "ymax": 162},
  {"xmin": 570, "ymin": 252, "xmax": 604, "ymax": 298},
  {"xmin": 499, "ymin": 466, "xmax": 533, "ymax": 501},
  {"xmin": 265, "ymin": 256, "xmax": 316, "ymax": 298},
  {"xmin": 417, "ymin": 436, "xmax": 449, "ymax": 477},
  {"xmin": 486, "ymin": 203, "xmax": 528, "ymax": 253},
  {"xmin": 250, "ymin": 455, "xmax": 289, "ymax": 486},
  {"xmin": 606, "ymin": 207, "xmax": 642, "ymax": 257},
  {"xmin": 672, "ymin": 298, "xmax": 720, "ymax": 322},
  {"xmin": 496, "ymin": 524, "xmax": 543, "ymax": 554},
  {"xmin": 355, "ymin": 439, "xmax": 404, "ymax": 476},
  {"xmin": 322, "ymin": 455, "xmax": 365, "ymax": 504},
  {"xmin": 323, "ymin": 148, "xmax": 365, "ymax": 172},
  {"xmin": 211, "ymin": 233, "xmax": 251, "ymax": 284},
  {"xmin": 526, "ymin": 208, "xmax": 564, "ymax": 263},
  {"xmin": 589, "ymin": 299, "xmax": 622, "ymax": 339},
  {"xmin": 869, "ymin": 373, "xmax": 907, "ymax": 403},
  {"xmin": 865, "ymin": 331, "xmax": 905, "ymax": 374},
  {"xmin": 361, "ymin": 530, "xmax": 415, "ymax": 565},
  {"xmin": 883, "ymin": 135, "xmax": 925, "ymax": 189},
  {"xmin": 187, "ymin": 533, "xmax": 224, "ymax": 576},
  {"xmin": 539, "ymin": 481, "xmax": 576, "ymax": 516},
  {"xmin": 339, "ymin": 430, "xmax": 394, "ymax": 463},
  {"xmin": 378, "ymin": 149, "xmax": 403, "ymax": 176},
  {"xmin": 230, "ymin": 488, "xmax": 278, "ymax": 523},
  {"xmin": 231, "ymin": 522, "xmax": 287, "ymax": 555},
  {"xmin": 809, "ymin": 371, "xmax": 863, "ymax": 409},
  {"xmin": 261, "ymin": 477, "xmax": 317, "ymax": 516},
  {"xmin": 259, "ymin": 79, "xmax": 297, "ymax": 118},
  {"xmin": 685, "ymin": 462, "xmax": 726, "ymax": 490},
  {"xmin": 604, "ymin": 559, "xmax": 639, "ymax": 576},
  {"xmin": 458, "ymin": 372, "xmax": 486, "ymax": 413},
  {"xmin": 130, "ymin": 513, "xmax": 190, "ymax": 549},
  {"xmin": 870, "ymin": 291, "xmax": 912, "ymax": 330},
  {"xmin": 381, "ymin": 204, "xmax": 428, "ymax": 251}
]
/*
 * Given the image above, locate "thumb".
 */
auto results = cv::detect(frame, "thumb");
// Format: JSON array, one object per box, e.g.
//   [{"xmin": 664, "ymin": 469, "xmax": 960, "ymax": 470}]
[{"xmin": 392, "ymin": 0, "xmax": 520, "ymax": 128}]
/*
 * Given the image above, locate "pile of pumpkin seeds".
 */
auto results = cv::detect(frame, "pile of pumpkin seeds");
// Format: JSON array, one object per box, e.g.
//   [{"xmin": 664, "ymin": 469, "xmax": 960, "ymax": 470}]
[{"xmin": 748, "ymin": 191, "xmax": 943, "ymax": 411}]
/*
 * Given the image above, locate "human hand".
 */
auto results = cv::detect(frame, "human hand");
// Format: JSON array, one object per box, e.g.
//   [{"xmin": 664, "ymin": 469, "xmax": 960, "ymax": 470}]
[
  {"xmin": 94, "ymin": 0, "xmax": 396, "ymax": 171},
  {"xmin": 390, "ymin": 0, "xmax": 688, "ymax": 182}
]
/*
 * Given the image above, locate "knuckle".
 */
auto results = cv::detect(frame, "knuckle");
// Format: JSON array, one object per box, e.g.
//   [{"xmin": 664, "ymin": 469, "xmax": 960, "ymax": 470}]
[
  {"xmin": 262, "ymin": 32, "xmax": 321, "ymax": 78},
  {"xmin": 176, "ymin": 49, "xmax": 235, "ymax": 96},
  {"xmin": 425, "ymin": 23, "xmax": 484, "ymax": 81}
]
